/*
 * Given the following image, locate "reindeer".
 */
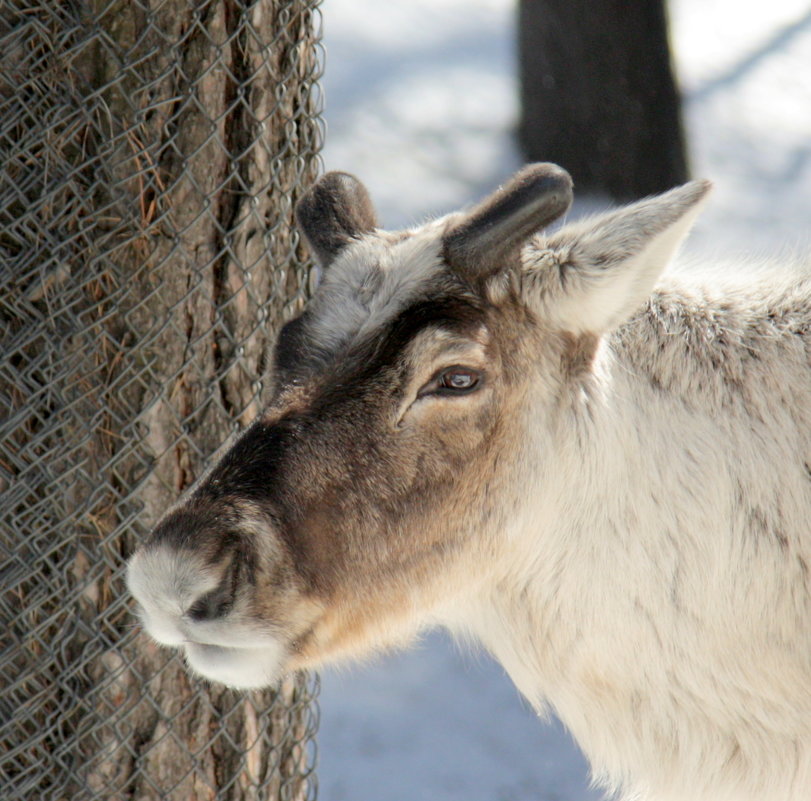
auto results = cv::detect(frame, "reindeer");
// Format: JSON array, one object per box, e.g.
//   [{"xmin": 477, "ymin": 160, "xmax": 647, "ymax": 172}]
[{"xmin": 127, "ymin": 164, "xmax": 811, "ymax": 801}]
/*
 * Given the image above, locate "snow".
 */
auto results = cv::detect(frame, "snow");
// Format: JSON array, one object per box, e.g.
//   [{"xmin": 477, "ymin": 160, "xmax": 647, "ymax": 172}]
[
  {"xmin": 671, "ymin": 0, "xmax": 811, "ymax": 255},
  {"xmin": 314, "ymin": 2, "xmax": 811, "ymax": 798},
  {"xmin": 316, "ymin": 632, "xmax": 602, "ymax": 801}
]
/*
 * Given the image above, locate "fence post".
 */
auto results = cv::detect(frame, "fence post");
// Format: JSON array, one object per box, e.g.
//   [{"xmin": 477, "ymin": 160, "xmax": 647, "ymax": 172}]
[{"xmin": 0, "ymin": 1, "xmax": 323, "ymax": 798}]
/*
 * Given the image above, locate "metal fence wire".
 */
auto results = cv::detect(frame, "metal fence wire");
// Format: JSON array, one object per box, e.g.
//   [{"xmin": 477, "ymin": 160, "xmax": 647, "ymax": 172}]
[{"xmin": 0, "ymin": 0, "xmax": 324, "ymax": 798}]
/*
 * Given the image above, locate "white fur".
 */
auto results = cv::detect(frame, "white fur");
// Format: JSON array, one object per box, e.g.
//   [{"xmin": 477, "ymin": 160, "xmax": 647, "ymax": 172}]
[
  {"xmin": 324, "ymin": 181, "xmax": 811, "ymax": 801},
  {"xmin": 127, "ymin": 547, "xmax": 287, "ymax": 688},
  {"xmin": 306, "ymin": 220, "xmax": 447, "ymax": 357},
  {"xmin": 444, "ymin": 190, "xmax": 811, "ymax": 800}
]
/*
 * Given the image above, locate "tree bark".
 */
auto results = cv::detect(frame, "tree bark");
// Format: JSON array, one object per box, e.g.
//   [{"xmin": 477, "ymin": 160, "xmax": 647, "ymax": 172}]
[
  {"xmin": 517, "ymin": 0, "xmax": 688, "ymax": 199},
  {"xmin": 1, "ymin": 1, "xmax": 321, "ymax": 799}
]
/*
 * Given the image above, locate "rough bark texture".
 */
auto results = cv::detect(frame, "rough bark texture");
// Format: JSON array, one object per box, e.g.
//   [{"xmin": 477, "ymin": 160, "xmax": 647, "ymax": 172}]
[
  {"xmin": 0, "ymin": 1, "xmax": 321, "ymax": 799},
  {"xmin": 517, "ymin": 0, "xmax": 688, "ymax": 199}
]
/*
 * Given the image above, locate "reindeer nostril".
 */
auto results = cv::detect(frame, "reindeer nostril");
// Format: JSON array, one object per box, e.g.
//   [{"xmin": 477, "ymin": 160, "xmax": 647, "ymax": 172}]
[
  {"xmin": 187, "ymin": 591, "xmax": 232, "ymax": 622},
  {"xmin": 186, "ymin": 547, "xmax": 244, "ymax": 622}
]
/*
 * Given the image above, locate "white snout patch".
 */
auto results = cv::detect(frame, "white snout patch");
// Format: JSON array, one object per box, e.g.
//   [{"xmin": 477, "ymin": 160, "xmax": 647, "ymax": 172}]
[
  {"xmin": 137, "ymin": 606, "xmax": 186, "ymax": 647},
  {"xmin": 126, "ymin": 546, "xmax": 288, "ymax": 689}
]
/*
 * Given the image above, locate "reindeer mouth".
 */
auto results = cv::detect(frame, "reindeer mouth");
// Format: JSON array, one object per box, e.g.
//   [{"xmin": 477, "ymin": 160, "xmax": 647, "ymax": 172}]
[
  {"xmin": 185, "ymin": 642, "xmax": 230, "ymax": 658},
  {"xmin": 183, "ymin": 640, "xmax": 286, "ymax": 689}
]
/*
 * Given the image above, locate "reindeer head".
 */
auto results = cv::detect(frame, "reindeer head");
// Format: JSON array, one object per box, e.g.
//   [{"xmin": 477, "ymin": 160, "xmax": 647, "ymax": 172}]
[{"xmin": 126, "ymin": 164, "xmax": 709, "ymax": 688}]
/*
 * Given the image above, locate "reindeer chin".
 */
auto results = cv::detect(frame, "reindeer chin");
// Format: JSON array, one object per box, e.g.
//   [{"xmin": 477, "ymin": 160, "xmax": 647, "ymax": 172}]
[{"xmin": 183, "ymin": 641, "xmax": 287, "ymax": 690}]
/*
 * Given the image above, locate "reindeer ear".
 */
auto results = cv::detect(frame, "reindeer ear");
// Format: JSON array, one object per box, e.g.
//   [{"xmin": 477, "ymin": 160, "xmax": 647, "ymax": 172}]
[
  {"xmin": 524, "ymin": 180, "xmax": 712, "ymax": 335},
  {"xmin": 296, "ymin": 172, "xmax": 379, "ymax": 268},
  {"xmin": 443, "ymin": 163, "xmax": 573, "ymax": 278}
]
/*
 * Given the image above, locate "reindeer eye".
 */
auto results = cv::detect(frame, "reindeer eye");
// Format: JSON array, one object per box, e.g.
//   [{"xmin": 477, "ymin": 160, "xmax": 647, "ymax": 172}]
[
  {"xmin": 418, "ymin": 366, "xmax": 483, "ymax": 398},
  {"xmin": 440, "ymin": 368, "xmax": 479, "ymax": 391}
]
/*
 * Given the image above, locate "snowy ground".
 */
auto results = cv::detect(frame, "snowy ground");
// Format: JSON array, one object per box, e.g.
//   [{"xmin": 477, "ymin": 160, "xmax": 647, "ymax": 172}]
[{"xmin": 314, "ymin": 2, "xmax": 811, "ymax": 799}]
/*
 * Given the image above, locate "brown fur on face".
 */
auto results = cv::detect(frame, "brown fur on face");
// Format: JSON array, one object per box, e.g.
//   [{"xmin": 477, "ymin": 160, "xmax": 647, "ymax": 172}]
[{"xmin": 174, "ymin": 280, "xmax": 539, "ymax": 667}]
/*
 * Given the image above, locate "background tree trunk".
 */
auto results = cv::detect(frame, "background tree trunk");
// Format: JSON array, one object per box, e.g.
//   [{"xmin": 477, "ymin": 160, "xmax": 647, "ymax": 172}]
[
  {"xmin": 517, "ymin": 0, "xmax": 688, "ymax": 199},
  {"xmin": 1, "ymin": 1, "xmax": 322, "ymax": 799}
]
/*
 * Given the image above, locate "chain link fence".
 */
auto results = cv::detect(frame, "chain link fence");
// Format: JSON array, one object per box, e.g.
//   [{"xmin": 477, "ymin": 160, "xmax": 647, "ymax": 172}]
[{"xmin": 1, "ymin": 0, "xmax": 324, "ymax": 798}]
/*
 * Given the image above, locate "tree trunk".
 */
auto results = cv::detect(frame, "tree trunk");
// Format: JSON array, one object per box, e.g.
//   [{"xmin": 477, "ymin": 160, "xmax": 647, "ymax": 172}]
[
  {"xmin": 0, "ymin": 1, "xmax": 321, "ymax": 799},
  {"xmin": 517, "ymin": 0, "xmax": 688, "ymax": 199}
]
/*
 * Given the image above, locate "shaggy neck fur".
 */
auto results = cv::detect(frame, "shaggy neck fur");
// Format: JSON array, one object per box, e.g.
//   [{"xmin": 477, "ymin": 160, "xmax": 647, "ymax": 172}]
[{"xmin": 449, "ymin": 272, "xmax": 811, "ymax": 801}]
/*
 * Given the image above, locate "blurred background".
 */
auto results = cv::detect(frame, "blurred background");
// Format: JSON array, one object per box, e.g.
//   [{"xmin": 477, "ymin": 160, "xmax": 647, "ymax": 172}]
[{"xmin": 315, "ymin": 0, "xmax": 811, "ymax": 799}]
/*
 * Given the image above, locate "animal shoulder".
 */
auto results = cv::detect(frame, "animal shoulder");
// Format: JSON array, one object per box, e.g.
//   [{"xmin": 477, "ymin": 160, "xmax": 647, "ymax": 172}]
[{"xmin": 608, "ymin": 264, "xmax": 811, "ymax": 408}]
